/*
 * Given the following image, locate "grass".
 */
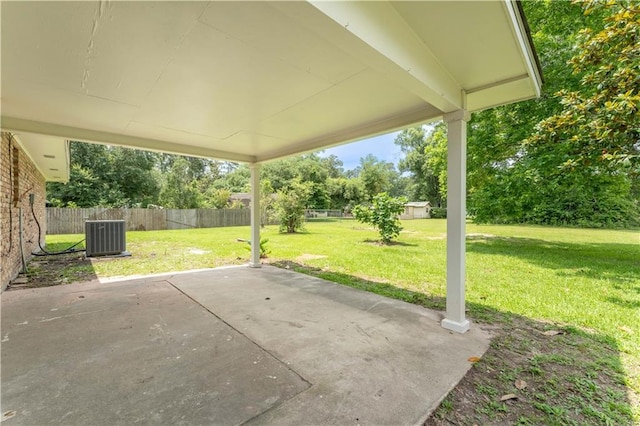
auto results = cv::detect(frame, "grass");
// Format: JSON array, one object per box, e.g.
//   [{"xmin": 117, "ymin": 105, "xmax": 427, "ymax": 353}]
[{"xmin": 44, "ymin": 218, "xmax": 640, "ymax": 423}]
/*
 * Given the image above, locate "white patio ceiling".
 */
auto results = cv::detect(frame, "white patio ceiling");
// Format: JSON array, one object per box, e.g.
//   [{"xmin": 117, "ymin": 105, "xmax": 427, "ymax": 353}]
[{"xmin": 1, "ymin": 1, "xmax": 541, "ymax": 182}]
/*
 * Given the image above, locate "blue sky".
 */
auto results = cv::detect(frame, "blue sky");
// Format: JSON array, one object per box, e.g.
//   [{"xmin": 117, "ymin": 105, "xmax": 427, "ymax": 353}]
[{"xmin": 318, "ymin": 131, "xmax": 403, "ymax": 171}]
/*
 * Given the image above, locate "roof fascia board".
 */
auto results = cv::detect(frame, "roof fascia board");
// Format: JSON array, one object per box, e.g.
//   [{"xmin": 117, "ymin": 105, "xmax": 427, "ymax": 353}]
[
  {"xmin": 292, "ymin": 1, "xmax": 460, "ymax": 112},
  {"xmin": 1, "ymin": 117, "xmax": 256, "ymax": 163},
  {"xmin": 466, "ymin": 77, "xmax": 538, "ymax": 112},
  {"xmin": 503, "ymin": 0, "xmax": 543, "ymax": 96}
]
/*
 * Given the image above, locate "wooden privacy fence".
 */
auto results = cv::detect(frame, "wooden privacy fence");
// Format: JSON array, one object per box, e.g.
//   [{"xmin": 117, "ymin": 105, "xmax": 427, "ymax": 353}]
[{"xmin": 46, "ymin": 208, "xmax": 251, "ymax": 235}]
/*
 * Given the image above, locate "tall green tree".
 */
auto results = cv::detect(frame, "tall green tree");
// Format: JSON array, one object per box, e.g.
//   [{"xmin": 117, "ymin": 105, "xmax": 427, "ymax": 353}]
[
  {"xmin": 47, "ymin": 142, "xmax": 160, "ymax": 207},
  {"xmin": 527, "ymin": 1, "xmax": 639, "ymax": 178},
  {"xmin": 158, "ymin": 157, "xmax": 203, "ymax": 209},
  {"xmin": 275, "ymin": 179, "xmax": 312, "ymax": 233},
  {"xmin": 110, "ymin": 147, "xmax": 159, "ymax": 207},
  {"xmin": 468, "ymin": 0, "xmax": 638, "ymax": 227},
  {"xmin": 395, "ymin": 123, "xmax": 448, "ymax": 206},
  {"xmin": 326, "ymin": 177, "xmax": 366, "ymax": 211},
  {"xmin": 260, "ymin": 180, "xmax": 277, "ymax": 227},
  {"xmin": 211, "ymin": 164, "xmax": 250, "ymax": 193},
  {"xmin": 261, "ymin": 154, "xmax": 332, "ymax": 209},
  {"xmin": 466, "ymin": 0, "xmax": 597, "ymax": 218},
  {"xmin": 320, "ymin": 154, "xmax": 344, "ymax": 179},
  {"xmin": 353, "ymin": 154, "xmax": 399, "ymax": 201}
]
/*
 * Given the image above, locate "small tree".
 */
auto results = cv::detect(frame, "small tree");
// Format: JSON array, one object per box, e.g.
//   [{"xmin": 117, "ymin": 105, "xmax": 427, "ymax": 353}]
[
  {"xmin": 352, "ymin": 192, "xmax": 407, "ymax": 244},
  {"xmin": 275, "ymin": 180, "xmax": 311, "ymax": 233}
]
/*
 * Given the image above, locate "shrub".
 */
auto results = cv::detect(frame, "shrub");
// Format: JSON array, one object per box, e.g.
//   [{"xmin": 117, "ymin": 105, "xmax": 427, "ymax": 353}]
[
  {"xmin": 245, "ymin": 237, "xmax": 270, "ymax": 258},
  {"xmin": 430, "ymin": 207, "xmax": 447, "ymax": 219},
  {"xmin": 275, "ymin": 180, "xmax": 312, "ymax": 233},
  {"xmin": 352, "ymin": 192, "xmax": 407, "ymax": 244}
]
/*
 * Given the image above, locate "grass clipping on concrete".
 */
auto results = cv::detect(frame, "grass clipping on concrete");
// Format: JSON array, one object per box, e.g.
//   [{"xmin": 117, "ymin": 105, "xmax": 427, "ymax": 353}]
[{"xmin": 35, "ymin": 219, "xmax": 639, "ymax": 424}]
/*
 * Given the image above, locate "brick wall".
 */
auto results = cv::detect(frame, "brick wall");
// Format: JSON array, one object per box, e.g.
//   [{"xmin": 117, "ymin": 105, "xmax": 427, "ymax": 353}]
[{"xmin": 1, "ymin": 132, "xmax": 47, "ymax": 290}]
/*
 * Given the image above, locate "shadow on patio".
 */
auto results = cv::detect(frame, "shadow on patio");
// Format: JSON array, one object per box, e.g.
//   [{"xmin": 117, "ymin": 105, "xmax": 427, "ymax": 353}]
[
  {"xmin": 274, "ymin": 261, "xmax": 635, "ymax": 425},
  {"xmin": 2, "ymin": 265, "xmax": 489, "ymax": 425},
  {"xmin": 2, "ymin": 252, "xmax": 634, "ymax": 424}
]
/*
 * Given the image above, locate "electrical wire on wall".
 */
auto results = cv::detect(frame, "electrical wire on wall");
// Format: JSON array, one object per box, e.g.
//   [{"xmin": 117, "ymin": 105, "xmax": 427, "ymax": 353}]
[
  {"xmin": 29, "ymin": 193, "xmax": 85, "ymax": 256},
  {"xmin": 3, "ymin": 133, "xmax": 15, "ymax": 256},
  {"xmin": 3, "ymin": 133, "xmax": 83, "ymax": 258}
]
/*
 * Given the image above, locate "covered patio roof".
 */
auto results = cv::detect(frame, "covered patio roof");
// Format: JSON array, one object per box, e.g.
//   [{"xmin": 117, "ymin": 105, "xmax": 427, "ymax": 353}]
[
  {"xmin": 1, "ymin": 1, "xmax": 542, "ymax": 333},
  {"xmin": 1, "ymin": 1, "xmax": 541, "ymax": 180}
]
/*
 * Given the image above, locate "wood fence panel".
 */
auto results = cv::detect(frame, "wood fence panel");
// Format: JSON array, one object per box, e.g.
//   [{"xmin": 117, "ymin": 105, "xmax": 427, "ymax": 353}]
[
  {"xmin": 229, "ymin": 209, "xmax": 251, "ymax": 227},
  {"xmin": 125, "ymin": 209, "xmax": 166, "ymax": 231},
  {"xmin": 46, "ymin": 208, "xmax": 252, "ymax": 234},
  {"xmin": 166, "ymin": 209, "xmax": 197, "ymax": 230},
  {"xmin": 197, "ymin": 209, "xmax": 250, "ymax": 228},
  {"xmin": 47, "ymin": 208, "xmax": 80, "ymax": 234}
]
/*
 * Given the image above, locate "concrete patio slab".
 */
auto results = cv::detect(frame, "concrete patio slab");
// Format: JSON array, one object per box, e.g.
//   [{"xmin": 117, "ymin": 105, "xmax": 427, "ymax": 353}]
[{"xmin": 1, "ymin": 265, "xmax": 490, "ymax": 425}]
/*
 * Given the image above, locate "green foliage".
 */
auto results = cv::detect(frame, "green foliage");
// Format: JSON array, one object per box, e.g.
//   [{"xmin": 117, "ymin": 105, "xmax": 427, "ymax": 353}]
[
  {"xmin": 260, "ymin": 180, "xmax": 276, "ymax": 227},
  {"xmin": 351, "ymin": 154, "xmax": 400, "ymax": 201},
  {"xmin": 321, "ymin": 154, "xmax": 344, "ymax": 178},
  {"xmin": 326, "ymin": 177, "xmax": 366, "ymax": 211},
  {"xmin": 110, "ymin": 147, "xmax": 159, "ymax": 206},
  {"xmin": 204, "ymin": 188, "xmax": 231, "ymax": 209},
  {"xmin": 262, "ymin": 153, "xmax": 331, "ymax": 209},
  {"xmin": 46, "ymin": 141, "xmax": 401, "ymax": 216},
  {"xmin": 430, "ymin": 207, "xmax": 447, "ymax": 219},
  {"xmin": 527, "ymin": 1, "xmax": 639, "ymax": 174},
  {"xmin": 47, "ymin": 142, "xmax": 160, "ymax": 207},
  {"xmin": 245, "ymin": 237, "xmax": 270, "ymax": 258},
  {"xmin": 275, "ymin": 180, "xmax": 312, "ymax": 233},
  {"xmin": 422, "ymin": 123, "xmax": 448, "ymax": 202},
  {"xmin": 463, "ymin": 0, "xmax": 638, "ymax": 228},
  {"xmin": 212, "ymin": 165, "xmax": 250, "ymax": 193},
  {"xmin": 229, "ymin": 200, "xmax": 245, "ymax": 209},
  {"xmin": 261, "ymin": 153, "xmax": 401, "ymax": 210},
  {"xmin": 158, "ymin": 157, "xmax": 203, "ymax": 209},
  {"xmin": 395, "ymin": 124, "xmax": 447, "ymax": 206},
  {"xmin": 55, "ymin": 164, "xmax": 101, "ymax": 207},
  {"xmin": 352, "ymin": 192, "xmax": 407, "ymax": 244}
]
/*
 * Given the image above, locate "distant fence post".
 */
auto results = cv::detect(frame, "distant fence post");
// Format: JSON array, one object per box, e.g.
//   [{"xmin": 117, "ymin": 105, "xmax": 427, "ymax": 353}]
[
  {"xmin": 304, "ymin": 209, "xmax": 343, "ymax": 219},
  {"xmin": 46, "ymin": 208, "xmax": 252, "ymax": 234}
]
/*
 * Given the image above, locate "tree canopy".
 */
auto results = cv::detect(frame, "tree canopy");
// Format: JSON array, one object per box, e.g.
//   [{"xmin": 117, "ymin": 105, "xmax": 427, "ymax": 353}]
[
  {"xmin": 528, "ymin": 1, "xmax": 639, "ymax": 174},
  {"xmin": 393, "ymin": 0, "xmax": 638, "ymax": 228},
  {"xmin": 47, "ymin": 143, "xmax": 402, "ymax": 214}
]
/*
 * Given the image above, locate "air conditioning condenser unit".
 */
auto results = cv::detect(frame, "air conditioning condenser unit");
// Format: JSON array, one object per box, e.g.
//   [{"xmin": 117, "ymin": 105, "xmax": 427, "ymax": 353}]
[{"xmin": 85, "ymin": 220, "xmax": 126, "ymax": 257}]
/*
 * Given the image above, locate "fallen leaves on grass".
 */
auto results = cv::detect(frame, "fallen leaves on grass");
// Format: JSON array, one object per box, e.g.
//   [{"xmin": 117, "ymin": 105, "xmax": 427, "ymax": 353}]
[
  {"xmin": 515, "ymin": 379, "xmax": 528, "ymax": 390},
  {"xmin": 618, "ymin": 325, "xmax": 633, "ymax": 334},
  {"xmin": 468, "ymin": 356, "xmax": 481, "ymax": 363},
  {"xmin": 500, "ymin": 393, "xmax": 518, "ymax": 401}
]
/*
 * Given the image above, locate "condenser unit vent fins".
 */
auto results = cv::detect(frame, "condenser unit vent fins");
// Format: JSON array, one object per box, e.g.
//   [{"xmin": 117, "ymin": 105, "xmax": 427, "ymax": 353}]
[{"xmin": 85, "ymin": 220, "xmax": 126, "ymax": 257}]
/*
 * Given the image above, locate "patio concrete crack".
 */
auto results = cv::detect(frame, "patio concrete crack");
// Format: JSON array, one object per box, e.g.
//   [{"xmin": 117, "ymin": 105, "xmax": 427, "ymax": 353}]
[{"xmin": 166, "ymin": 279, "xmax": 314, "ymax": 395}]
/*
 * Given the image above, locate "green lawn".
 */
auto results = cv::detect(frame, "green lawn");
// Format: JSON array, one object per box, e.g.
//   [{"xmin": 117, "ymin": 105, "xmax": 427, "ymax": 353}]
[{"xmin": 46, "ymin": 219, "xmax": 639, "ymax": 423}]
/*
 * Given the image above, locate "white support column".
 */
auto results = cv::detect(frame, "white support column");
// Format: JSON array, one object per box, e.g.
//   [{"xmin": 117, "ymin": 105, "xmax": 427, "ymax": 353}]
[
  {"xmin": 249, "ymin": 163, "xmax": 261, "ymax": 268},
  {"xmin": 442, "ymin": 109, "xmax": 470, "ymax": 333}
]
